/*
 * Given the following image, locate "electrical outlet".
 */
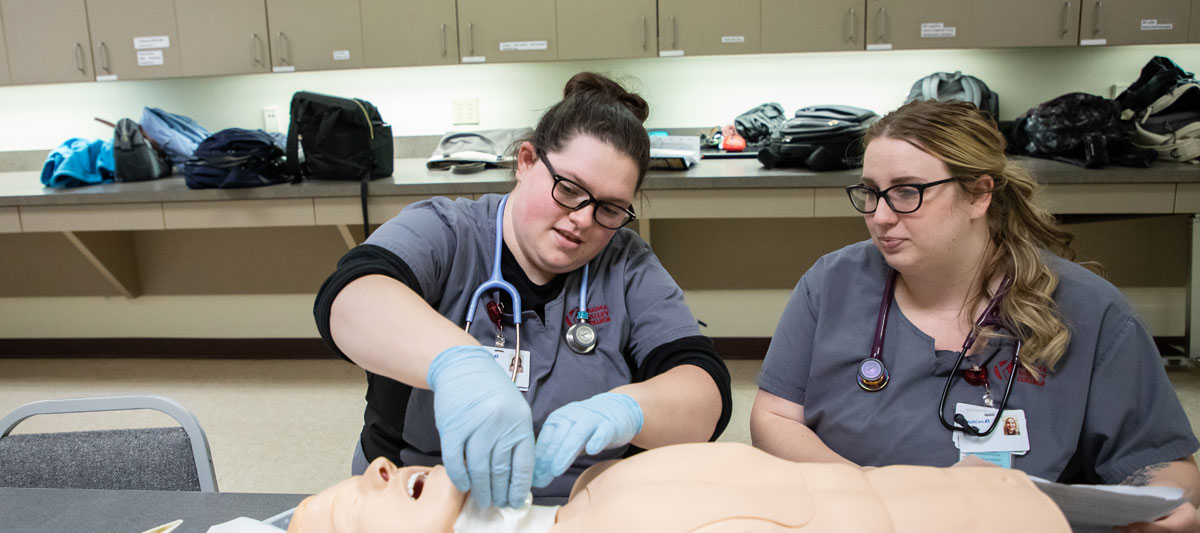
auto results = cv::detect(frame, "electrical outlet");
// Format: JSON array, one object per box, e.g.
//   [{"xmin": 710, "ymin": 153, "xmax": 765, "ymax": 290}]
[
  {"xmin": 262, "ymin": 105, "xmax": 281, "ymax": 133},
  {"xmin": 1111, "ymin": 84, "xmax": 1130, "ymax": 99},
  {"xmin": 452, "ymin": 98, "xmax": 480, "ymax": 125}
]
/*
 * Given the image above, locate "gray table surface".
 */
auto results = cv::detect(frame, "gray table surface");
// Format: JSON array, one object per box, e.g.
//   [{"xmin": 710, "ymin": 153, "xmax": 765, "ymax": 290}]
[
  {"xmin": 4, "ymin": 156, "xmax": 1199, "ymax": 208},
  {"xmin": 0, "ymin": 487, "xmax": 306, "ymax": 533}
]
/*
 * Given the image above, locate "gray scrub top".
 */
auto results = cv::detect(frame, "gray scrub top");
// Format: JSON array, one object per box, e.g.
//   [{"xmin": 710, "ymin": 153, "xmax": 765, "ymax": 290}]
[
  {"xmin": 758, "ymin": 241, "xmax": 1199, "ymax": 484},
  {"xmin": 364, "ymin": 194, "xmax": 701, "ymax": 501}
]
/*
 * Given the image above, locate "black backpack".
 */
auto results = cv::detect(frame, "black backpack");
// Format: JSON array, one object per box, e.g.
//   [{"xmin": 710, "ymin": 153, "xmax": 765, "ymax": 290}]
[
  {"xmin": 757, "ymin": 105, "xmax": 878, "ymax": 171},
  {"xmin": 286, "ymin": 91, "xmax": 393, "ymax": 237},
  {"xmin": 733, "ymin": 103, "xmax": 787, "ymax": 145},
  {"xmin": 1009, "ymin": 92, "xmax": 1156, "ymax": 169},
  {"xmin": 905, "ymin": 71, "xmax": 999, "ymax": 118},
  {"xmin": 182, "ymin": 128, "xmax": 289, "ymax": 189}
]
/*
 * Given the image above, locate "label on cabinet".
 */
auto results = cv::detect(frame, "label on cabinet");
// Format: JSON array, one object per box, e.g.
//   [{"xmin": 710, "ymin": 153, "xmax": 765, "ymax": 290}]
[
  {"xmin": 273, "ymin": 66, "xmax": 296, "ymax": 73},
  {"xmin": 133, "ymin": 36, "xmax": 170, "ymax": 49},
  {"xmin": 867, "ymin": 43, "xmax": 893, "ymax": 50},
  {"xmin": 659, "ymin": 50, "xmax": 684, "ymax": 57},
  {"xmin": 96, "ymin": 74, "xmax": 118, "ymax": 82},
  {"xmin": 1080, "ymin": 38, "xmax": 1107, "ymax": 46},
  {"xmin": 1141, "ymin": 19, "xmax": 1174, "ymax": 31},
  {"xmin": 333, "ymin": 50, "xmax": 351, "ymax": 61},
  {"xmin": 499, "ymin": 41, "xmax": 548, "ymax": 52},
  {"xmin": 721, "ymin": 36, "xmax": 745, "ymax": 43},
  {"xmin": 462, "ymin": 56, "xmax": 486, "ymax": 63},
  {"xmin": 920, "ymin": 23, "xmax": 956, "ymax": 38},
  {"xmin": 137, "ymin": 50, "xmax": 164, "ymax": 67}
]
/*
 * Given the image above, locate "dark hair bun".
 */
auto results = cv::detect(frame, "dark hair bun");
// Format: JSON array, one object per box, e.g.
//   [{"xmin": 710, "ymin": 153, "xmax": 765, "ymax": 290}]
[{"xmin": 563, "ymin": 72, "xmax": 649, "ymax": 123}]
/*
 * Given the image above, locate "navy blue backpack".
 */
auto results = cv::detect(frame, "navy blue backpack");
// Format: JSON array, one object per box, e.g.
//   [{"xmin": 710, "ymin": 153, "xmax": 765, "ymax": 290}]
[{"xmin": 182, "ymin": 129, "xmax": 290, "ymax": 189}]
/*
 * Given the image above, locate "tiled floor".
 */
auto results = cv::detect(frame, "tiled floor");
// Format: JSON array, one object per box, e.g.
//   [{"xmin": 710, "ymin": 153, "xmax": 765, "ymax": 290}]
[{"xmin": 1, "ymin": 358, "xmax": 1198, "ymax": 495}]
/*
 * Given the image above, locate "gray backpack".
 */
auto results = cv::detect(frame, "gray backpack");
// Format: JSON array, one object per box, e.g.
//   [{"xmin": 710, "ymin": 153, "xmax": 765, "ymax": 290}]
[{"xmin": 905, "ymin": 71, "xmax": 999, "ymax": 117}]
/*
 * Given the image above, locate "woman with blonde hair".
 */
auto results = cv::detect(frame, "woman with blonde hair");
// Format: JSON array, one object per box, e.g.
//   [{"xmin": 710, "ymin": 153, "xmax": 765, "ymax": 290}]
[{"xmin": 751, "ymin": 99, "xmax": 1200, "ymax": 531}]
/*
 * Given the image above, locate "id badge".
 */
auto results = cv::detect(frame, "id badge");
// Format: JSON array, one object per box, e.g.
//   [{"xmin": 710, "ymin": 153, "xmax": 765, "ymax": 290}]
[
  {"xmin": 489, "ymin": 347, "xmax": 530, "ymax": 392},
  {"xmin": 952, "ymin": 403, "xmax": 1030, "ymax": 455}
]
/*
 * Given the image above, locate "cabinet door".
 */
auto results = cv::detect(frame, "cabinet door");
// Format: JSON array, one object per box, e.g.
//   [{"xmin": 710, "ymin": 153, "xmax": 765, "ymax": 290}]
[
  {"xmin": 0, "ymin": 10, "xmax": 9, "ymax": 86},
  {"xmin": 1079, "ymin": 0, "xmax": 1189, "ymax": 45},
  {"xmin": 865, "ymin": 0, "xmax": 971, "ymax": 50},
  {"xmin": 457, "ymin": 0, "xmax": 556, "ymax": 63},
  {"xmin": 658, "ymin": 0, "xmax": 760, "ymax": 57},
  {"xmin": 265, "ymin": 0, "xmax": 363, "ymax": 71},
  {"xmin": 1192, "ymin": 0, "xmax": 1200, "ymax": 42},
  {"xmin": 2, "ymin": 0, "xmax": 91, "ymax": 84},
  {"xmin": 86, "ymin": 0, "xmax": 181, "ymax": 80},
  {"xmin": 362, "ymin": 0, "xmax": 458, "ymax": 67},
  {"xmin": 973, "ymin": 0, "xmax": 1078, "ymax": 47},
  {"xmin": 762, "ymin": 0, "xmax": 864, "ymax": 53},
  {"xmin": 176, "ymin": 0, "xmax": 270, "ymax": 76},
  {"xmin": 557, "ymin": 0, "xmax": 656, "ymax": 60}
]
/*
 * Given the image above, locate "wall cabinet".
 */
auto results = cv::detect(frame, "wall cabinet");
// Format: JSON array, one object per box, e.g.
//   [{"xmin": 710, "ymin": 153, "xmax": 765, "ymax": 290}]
[
  {"xmin": 175, "ymin": 0, "xmax": 271, "ymax": 77},
  {"xmin": 362, "ymin": 0, "xmax": 458, "ymax": 67},
  {"xmin": 557, "ymin": 0, "xmax": 656, "ymax": 60},
  {"xmin": 85, "ymin": 0, "xmax": 181, "ymax": 80},
  {"xmin": 1079, "ymin": 0, "xmax": 1190, "ymax": 46},
  {"xmin": 658, "ymin": 0, "xmax": 760, "ymax": 57},
  {"xmin": 265, "ymin": 0, "xmax": 364, "ymax": 71},
  {"xmin": 456, "ymin": 0, "xmax": 556, "ymax": 63},
  {"xmin": 866, "ymin": 0, "xmax": 971, "ymax": 50},
  {"xmin": 1, "ymin": 0, "xmax": 91, "ymax": 85},
  {"xmin": 972, "ymin": 0, "xmax": 1079, "ymax": 48},
  {"xmin": 761, "ymin": 0, "xmax": 864, "ymax": 53}
]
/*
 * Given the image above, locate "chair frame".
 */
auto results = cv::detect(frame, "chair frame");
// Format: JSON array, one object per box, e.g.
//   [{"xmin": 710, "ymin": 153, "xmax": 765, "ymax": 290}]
[{"xmin": 0, "ymin": 394, "xmax": 218, "ymax": 492}]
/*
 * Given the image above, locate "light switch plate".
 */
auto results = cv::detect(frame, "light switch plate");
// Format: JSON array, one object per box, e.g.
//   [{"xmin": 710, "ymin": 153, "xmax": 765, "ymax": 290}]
[{"xmin": 452, "ymin": 98, "xmax": 479, "ymax": 125}]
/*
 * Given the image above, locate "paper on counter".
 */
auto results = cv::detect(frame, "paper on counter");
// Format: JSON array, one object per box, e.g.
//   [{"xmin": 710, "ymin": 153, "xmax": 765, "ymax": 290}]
[{"xmin": 1030, "ymin": 476, "xmax": 1186, "ymax": 528}]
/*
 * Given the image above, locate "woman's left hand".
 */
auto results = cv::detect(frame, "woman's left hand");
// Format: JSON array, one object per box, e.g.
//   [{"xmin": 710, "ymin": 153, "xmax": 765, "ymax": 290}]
[{"xmin": 1118, "ymin": 503, "xmax": 1200, "ymax": 533}]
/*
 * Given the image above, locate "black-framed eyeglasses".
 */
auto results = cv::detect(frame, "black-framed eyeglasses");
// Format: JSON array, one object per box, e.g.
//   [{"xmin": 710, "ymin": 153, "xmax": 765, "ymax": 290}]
[
  {"xmin": 537, "ymin": 149, "xmax": 637, "ymax": 230},
  {"xmin": 845, "ymin": 178, "xmax": 958, "ymax": 214}
]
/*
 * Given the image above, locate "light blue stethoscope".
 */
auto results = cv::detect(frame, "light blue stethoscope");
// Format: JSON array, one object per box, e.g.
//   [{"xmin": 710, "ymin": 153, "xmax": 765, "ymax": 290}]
[{"xmin": 463, "ymin": 195, "xmax": 597, "ymax": 382}]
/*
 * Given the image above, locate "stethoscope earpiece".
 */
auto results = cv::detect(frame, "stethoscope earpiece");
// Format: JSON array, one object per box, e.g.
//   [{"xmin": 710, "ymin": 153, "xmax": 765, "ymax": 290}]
[{"xmin": 857, "ymin": 358, "xmax": 889, "ymax": 392}]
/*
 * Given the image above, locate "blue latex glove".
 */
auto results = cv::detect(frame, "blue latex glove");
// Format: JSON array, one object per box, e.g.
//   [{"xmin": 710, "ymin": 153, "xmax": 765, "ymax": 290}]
[
  {"xmin": 532, "ymin": 392, "xmax": 643, "ymax": 488},
  {"xmin": 427, "ymin": 345, "xmax": 534, "ymax": 509}
]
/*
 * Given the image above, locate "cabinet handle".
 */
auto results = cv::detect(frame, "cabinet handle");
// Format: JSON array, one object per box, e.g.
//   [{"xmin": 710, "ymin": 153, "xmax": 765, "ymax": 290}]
[
  {"xmin": 1061, "ymin": 2, "xmax": 1071, "ymax": 36},
  {"xmin": 641, "ymin": 16, "xmax": 647, "ymax": 50},
  {"xmin": 1093, "ymin": 1, "xmax": 1102, "ymax": 35},
  {"xmin": 441, "ymin": 24, "xmax": 447, "ymax": 56},
  {"xmin": 98, "ymin": 41, "xmax": 110, "ymax": 73},
  {"xmin": 74, "ymin": 43, "xmax": 85, "ymax": 74},
  {"xmin": 671, "ymin": 15, "xmax": 677, "ymax": 49},
  {"xmin": 469, "ymin": 23, "xmax": 475, "ymax": 55},
  {"xmin": 876, "ymin": 7, "xmax": 886, "ymax": 42},
  {"xmin": 252, "ymin": 33, "xmax": 264, "ymax": 65},
  {"xmin": 277, "ymin": 32, "xmax": 290, "ymax": 65},
  {"xmin": 847, "ymin": 8, "xmax": 856, "ymax": 42}
]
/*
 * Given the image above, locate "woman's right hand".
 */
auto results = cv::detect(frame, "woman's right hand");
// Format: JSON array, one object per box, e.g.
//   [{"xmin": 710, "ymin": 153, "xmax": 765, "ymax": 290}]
[{"xmin": 427, "ymin": 345, "xmax": 535, "ymax": 510}]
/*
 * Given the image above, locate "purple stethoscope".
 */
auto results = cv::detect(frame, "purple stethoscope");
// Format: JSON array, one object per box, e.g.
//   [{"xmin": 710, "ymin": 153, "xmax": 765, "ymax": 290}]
[{"xmin": 856, "ymin": 269, "xmax": 1023, "ymax": 437}]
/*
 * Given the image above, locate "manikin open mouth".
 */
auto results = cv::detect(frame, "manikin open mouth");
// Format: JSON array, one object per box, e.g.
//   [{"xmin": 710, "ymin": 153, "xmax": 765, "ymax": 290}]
[{"xmin": 407, "ymin": 472, "xmax": 428, "ymax": 499}]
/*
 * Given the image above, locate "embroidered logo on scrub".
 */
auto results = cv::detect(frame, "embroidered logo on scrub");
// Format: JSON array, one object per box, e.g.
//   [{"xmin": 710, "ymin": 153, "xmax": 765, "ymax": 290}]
[
  {"xmin": 993, "ymin": 359, "xmax": 1047, "ymax": 386},
  {"xmin": 565, "ymin": 304, "xmax": 611, "ymax": 326}
]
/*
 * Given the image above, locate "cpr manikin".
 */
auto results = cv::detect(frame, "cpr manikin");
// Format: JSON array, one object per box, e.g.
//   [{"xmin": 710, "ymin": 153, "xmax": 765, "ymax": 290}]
[{"xmin": 287, "ymin": 443, "xmax": 1069, "ymax": 533}]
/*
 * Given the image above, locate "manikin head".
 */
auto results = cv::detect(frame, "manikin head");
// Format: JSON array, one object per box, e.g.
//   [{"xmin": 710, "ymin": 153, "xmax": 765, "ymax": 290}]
[{"xmin": 286, "ymin": 457, "xmax": 465, "ymax": 533}]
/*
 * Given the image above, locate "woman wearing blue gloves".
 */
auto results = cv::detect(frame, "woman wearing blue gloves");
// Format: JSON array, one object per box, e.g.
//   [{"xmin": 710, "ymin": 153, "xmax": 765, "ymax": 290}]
[{"xmin": 314, "ymin": 72, "xmax": 731, "ymax": 509}]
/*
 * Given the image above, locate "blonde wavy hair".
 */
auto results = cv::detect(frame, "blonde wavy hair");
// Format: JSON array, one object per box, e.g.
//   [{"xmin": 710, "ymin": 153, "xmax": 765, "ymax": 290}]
[{"xmin": 862, "ymin": 100, "xmax": 1076, "ymax": 377}]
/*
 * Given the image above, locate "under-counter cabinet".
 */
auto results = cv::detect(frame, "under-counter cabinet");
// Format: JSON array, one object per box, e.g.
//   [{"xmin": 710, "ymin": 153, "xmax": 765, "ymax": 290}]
[
  {"xmin": 557, "ymin": 0, "xmax": 656, "ymax": 60},
  {"xmin": 866, "ymin": 0, "xmax": 971, "ymax": 50},
  {"xmin": 86, "ymin": 0, "xmax": 180, "ymax": 80},
  {"xmin": 175, "ymin": 0, "xmax": 271, "ymax": 76},
  {"xmin": 456, "ymin": 0, "xmax": 556, "ymax": 63},
  {"xmin": 972, "ymin": 0, "xmax": 1079, "ymax": 48},
  {"xmin": 265, "ymin": 0, "xmax": 364, "ymax": 71},
  {"xmin": 761, "ymin": 0, "xmax": 865, "ymax": 53},
  {"xmin": 1079, "ymin": 0, "xmax": 1190, "ymax": 45},
  {"xmin": 658, "ymin": 0, "xmax": 760, "ymax": 56},
  {"xmin": 1, "ymin": 0, "xmax": 90, "ymax": 84},
  {"xmin": 361, "ymin": 0, "xmax": 458, "ymax": 67}
]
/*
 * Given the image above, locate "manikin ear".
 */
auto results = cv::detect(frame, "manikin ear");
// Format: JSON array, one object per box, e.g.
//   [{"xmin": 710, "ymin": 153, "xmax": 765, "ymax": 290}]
[
  {"xmin": 968, "ymin": 175, "xmax": 994, "ymax": 219},
  {"xmin": 514, "ymin": 141, "xmax": 538, "ymax": 185}
]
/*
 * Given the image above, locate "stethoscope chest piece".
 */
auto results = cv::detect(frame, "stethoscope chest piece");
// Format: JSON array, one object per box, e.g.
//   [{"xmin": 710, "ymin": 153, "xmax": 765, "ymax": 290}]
[
  {"xmin": 857, "ymin": 357, "xmax": 889, "ymax": 391},
  {"xmin": 565, "ymin": 321, "xmax": 597, "ymax": 354}
]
